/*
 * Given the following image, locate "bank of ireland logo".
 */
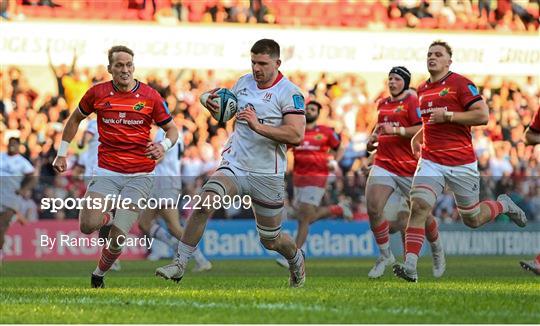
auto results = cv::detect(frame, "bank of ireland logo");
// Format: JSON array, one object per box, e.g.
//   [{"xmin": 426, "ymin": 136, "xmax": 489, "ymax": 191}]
[
  {"xmin": 119, "ymin": 112, "xmax": 126, "ymax": 118},
  {"xmin": 133, "ymin": 102, "xmax": 145, "ymax": 111}
]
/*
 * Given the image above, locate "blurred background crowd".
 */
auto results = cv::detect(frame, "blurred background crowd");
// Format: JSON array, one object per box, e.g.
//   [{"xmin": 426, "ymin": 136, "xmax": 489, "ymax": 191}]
[
  {"xmin": 1, "ymin": 0, "xmax": 539, "ymax": 224},
  {"xmin": 2, "ymin": 0, "xmax": 539, "ymax": 32}
]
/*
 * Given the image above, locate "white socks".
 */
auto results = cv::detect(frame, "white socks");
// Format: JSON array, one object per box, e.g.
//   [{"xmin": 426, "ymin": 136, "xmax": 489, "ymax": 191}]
[
  {"xmin": 176, "ymin": 241, "xmax": 196, "ymax": 268},
  {"xmin": 287, "ymin": 249, "xmax": 303, "ymax": 269}
]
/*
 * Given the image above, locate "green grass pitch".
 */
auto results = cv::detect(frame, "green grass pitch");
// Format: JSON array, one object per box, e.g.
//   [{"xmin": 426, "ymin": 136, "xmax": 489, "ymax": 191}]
[{"xmin": 1, "ymin": 256, "xmax": 538, "ymax": 323}]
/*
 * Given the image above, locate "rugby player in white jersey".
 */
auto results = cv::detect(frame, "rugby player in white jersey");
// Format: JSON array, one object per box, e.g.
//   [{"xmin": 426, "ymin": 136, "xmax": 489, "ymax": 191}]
[
  {"xmin": 156, "ymin": 39, "xmax": 307, "ymax": 287},
  {"xmin": 138, "ymin": 128, "xmax": 212, "ymax": 271},
  {"xmin": 77, "ymin": 118, "xmax": 99, "ymax": 176},
  {"xmin": 0, "ymin": 137, "xmax": 36, "ymax": 265}
]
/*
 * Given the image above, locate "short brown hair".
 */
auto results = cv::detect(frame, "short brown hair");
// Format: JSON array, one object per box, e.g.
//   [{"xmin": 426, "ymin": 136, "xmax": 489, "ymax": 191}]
[
  {"xmin": 107, "ymin": 45, "xmax": 134, "ymax": 65},
  {"xmin": 250, "ymin": 39, "xmax": 280, "ymax": 59},
  {"xmin": 429, "ymin": 40, "xmax": 452, "ymax": 57}
]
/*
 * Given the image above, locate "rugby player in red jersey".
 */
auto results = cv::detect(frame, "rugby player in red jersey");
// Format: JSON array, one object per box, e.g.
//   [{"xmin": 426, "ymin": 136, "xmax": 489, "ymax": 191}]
[
  {"xmin": 276, "ymin": 100, "xmax": 351, "ymax": 268},
  {"xmin": 53, "ymin": 45, "xmax": 179, "ymax": 288},
  {"xmin": 393, "ymin": 41, "xmax": 526, "ymax": 282},
  {"xmin": 366, "ymin": 67, "xmax": 445, "ymax": 279},
  {"xmin": 519, "ymin": 107, "xmax": 540, "ymax": 276}
]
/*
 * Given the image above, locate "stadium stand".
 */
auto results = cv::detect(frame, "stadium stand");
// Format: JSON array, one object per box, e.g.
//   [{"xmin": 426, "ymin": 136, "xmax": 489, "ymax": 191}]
[{"xmin": 3, "ymin": 0, "xmax": 538, "ymax": 31}]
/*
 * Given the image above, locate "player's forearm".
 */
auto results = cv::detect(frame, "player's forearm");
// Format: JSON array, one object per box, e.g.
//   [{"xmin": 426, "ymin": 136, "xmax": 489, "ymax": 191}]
[
  {"xmin": 411, "ymin": 127, "xmax": 423, "ymax": 145},
  {"xmin": 391, "ymin": 125, "xmax": 421, "ymax": 139},
  {"xmin": 61, "ymin": 115, "xmax": 82, "ymax": 143},
  {"xmin": 524, "ymin": 128, "xmax": 540, "ymax": 145},
  {"xmin": 448, "ymin": 109, "xmax": 489, "ymax": 126},
  {"xmin": 57, "ymin": 110, "xmax": 85, "ymax": 157},
  {"xmin": 253, "ymin": 123, "xmax": 303, "ymax": 146},
  {"xmin": 164, "ymin": 128, "xmax": 179, "ymax": 147},
  {"xmin": 445, "ymin": 101, "xmax": 489, "ymax": 126}
]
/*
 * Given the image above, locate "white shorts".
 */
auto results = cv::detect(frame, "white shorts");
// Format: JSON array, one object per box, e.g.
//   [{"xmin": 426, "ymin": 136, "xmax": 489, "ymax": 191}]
[
  {"xmin": 293, "ymin": 186, "xmax": 326, "ymax": 207},
  {"xmin": 151, "ymin": 187, "xmax": 181, "ymax": 205},
  {"xmin": 87, "ymin": 167, "xmax": 154, "ymax": 206},
  {"xmin": 367, "ymin": 165, "xmax": 411, "ymax": 222},
  {"xmin": 204, "ymin": 162, "xmax": 285, "ymax": 217},
  {"xmin": 367, "ymin": 165, "xmax": 413, "ymax": 196},
  {"xmin": 412, "ymin": 158, "xmax": 480, "ymax": 210}
]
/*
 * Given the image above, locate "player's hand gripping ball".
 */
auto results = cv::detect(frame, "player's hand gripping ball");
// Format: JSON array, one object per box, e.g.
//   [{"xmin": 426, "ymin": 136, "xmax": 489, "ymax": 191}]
[{"xmin": 200, "ymin": 88, "xmax": 237, "ymax": 123}]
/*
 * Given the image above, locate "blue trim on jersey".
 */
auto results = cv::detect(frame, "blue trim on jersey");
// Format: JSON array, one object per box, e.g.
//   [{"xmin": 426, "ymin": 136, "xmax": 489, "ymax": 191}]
[
  {"xmin": 157, "ymin": 116, "xmax": 172, "ymax": 126},
  {"xmin": 162, "ymin": 100, "xmax": 171, "ymax": 115},
  {"xmin": 131, "ymin": 80, "xmax": 141, "ymax": 93},
  {"xmin": 467, "ymin": 84, "xmax": 479, "ymax": 96}
]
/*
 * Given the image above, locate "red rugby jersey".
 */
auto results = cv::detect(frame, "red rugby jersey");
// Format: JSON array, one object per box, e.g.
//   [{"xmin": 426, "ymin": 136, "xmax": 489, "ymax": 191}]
[
  {"xmin": 293, "ymin": 125, "xmax": 341, "ymax": 187},
  {"xmin": 78, "ymin": 80, "xmax": 172, "ymax": 173},
  {"xmin": 417, "ymin": 72, "xmax": 483, "ymax": 166},
  {"xmin": 374, "ymin": 94, "xmax": 422, "ymax": 176}
]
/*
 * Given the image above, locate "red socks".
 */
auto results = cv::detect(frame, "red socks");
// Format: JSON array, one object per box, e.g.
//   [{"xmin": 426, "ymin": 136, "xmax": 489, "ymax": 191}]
[
  {"xmin": 405, "ymin": 227, "xmax": 425, "ymax": 256},
  {"xmin": 483, "ymin": 201, "xmax": 503, "ymax": 221},
  {"xmin": 329, "ymin": 205, "xmax": 343, "ymax": 216},
  {"xmin": 425, "ymin": 219, "xmax": 439, "ymax": 243},
  {"xmin": 371, "ymin": 220, "xmax": 390, "ymax": 245},
  {"xmin": 98, "ymin": 246, "xmax": 122, "ymax": 273}
]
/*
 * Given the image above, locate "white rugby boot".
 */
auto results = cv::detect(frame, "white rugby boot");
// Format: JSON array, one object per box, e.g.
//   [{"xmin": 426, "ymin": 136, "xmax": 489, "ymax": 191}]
[{"xmin": 368, "ymin": 253, "xmax": 395, "ymax": 279}]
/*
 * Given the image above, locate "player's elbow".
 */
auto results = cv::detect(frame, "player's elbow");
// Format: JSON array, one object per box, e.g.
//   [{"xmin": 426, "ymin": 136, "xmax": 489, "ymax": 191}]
[
  {"xmin": 289, "ymin": 133, "xmax": 303, "ymax": 146},
  {"xmin": 475, "ymin": 111, "xmax": 489, "ymax": 126}
]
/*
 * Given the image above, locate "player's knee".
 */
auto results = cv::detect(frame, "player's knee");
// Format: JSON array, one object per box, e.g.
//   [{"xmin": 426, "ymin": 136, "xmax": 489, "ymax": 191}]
[
  {"xmin": 458, "ymin": 204, "xmax": 481, "ymax": 229},
  {"xmin": 410, "ymin": 186, "xmax": 436, "ymax": 209},
  {"xmin": 201, "ymin": 179, "xmax": 228, "ymax": 199},
  {"xmin": 461, "ymin": 211, "xmax": 481, "ymax": 229},
  {"xmin": 462, "ymin": 217, "xmax": 481, "ymax": 229},
  {"xmin": 367, "ymin": 200, "xmax": 384, "ymax": 221},
  {"xmin": 410, "ymin": 197, "xmax": 432, "ymax": 219}
]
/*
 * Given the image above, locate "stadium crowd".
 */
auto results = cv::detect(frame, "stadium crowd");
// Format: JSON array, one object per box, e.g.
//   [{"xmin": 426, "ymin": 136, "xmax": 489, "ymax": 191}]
[
  {"xmin": 1, "ymin": 56, "xmax": 539, "ymax": 223},
  {"xmin": 1, "ymin": 0, "xmax": 539, "ymax": 32}
]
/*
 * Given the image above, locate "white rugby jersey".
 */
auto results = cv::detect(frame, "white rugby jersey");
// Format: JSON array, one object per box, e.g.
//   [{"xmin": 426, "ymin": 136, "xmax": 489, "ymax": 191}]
[
  {"xmin": 0, "ymin": 152, "xmax": 34, "ymax": 194},
  {"xmin": 223, "ymin": 73, "xmax": 305, "ymax": 174},
  {"xmin": 154, "ymin": 128, "xmax": 182, "ymax": 189},
  {"xmin": 79, "ymin": 119, "xmax": 99, "ymax": 174}
]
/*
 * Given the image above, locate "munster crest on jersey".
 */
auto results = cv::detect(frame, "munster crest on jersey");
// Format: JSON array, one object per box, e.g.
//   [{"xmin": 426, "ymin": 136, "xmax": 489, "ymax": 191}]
[
  {"xmin": 439, "ymin": 88, "xmax": 450, "ymax": 97},
  {"xmin": 394, "ymin": 105, "xmax": 404, "ymax": 113},
  {"xmin": 133, "ymin": 102, "xmax": 145, "ymax": 111}
]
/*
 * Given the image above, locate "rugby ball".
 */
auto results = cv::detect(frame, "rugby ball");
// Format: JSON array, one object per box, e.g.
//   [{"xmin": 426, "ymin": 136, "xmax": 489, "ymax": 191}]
[{"xmin": 200, "ymin": 88, "xmax": 238, "ymax": 123}]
